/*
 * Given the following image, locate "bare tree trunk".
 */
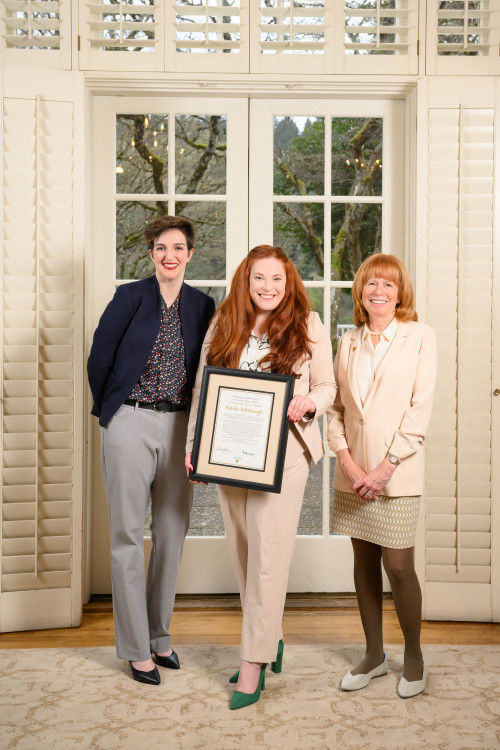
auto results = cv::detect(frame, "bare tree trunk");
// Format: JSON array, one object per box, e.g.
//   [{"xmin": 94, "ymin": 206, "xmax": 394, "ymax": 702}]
[
  {"xmin": 274, "ymin": 158, "xmax": 324, "ymax": 269},
  {"xmin": 330, "ymin": 288, "xmax": 342, "ymax": 356},
  {"xmin": 117, "ymin": 114, "xmax": 224, "ymax": 217}
]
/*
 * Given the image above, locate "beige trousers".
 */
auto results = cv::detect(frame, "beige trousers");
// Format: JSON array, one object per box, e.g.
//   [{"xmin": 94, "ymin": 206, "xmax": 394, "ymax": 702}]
[{"xmin": 217, "ymin": 429, "xmax": 311, "ymax": 663}]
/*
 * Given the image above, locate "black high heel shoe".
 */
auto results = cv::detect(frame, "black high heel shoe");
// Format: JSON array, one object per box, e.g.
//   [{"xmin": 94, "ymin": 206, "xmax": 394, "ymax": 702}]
[
  {"xmin": 229, "ymin": 640, "xmax": 284, "ymax": 683},
  {"xmin": 129, "ymin": 662, "xmax": 161, "ymax": 685},
  {"xmin": 152, "ymin": 649, "xmax": 180, "ymax": 669}
]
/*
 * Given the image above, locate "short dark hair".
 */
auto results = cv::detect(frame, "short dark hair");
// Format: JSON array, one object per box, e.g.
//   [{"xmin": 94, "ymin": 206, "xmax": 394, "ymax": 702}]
[{"xmin": 143, "ymin": 215, "xmax": 195, "ymax": 252}]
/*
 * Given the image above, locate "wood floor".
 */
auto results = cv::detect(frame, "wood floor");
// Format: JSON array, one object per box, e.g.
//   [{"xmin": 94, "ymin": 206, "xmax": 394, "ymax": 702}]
[{"xmin": 1, "ymin": 594, "xmax": 499, "ymax": 648}]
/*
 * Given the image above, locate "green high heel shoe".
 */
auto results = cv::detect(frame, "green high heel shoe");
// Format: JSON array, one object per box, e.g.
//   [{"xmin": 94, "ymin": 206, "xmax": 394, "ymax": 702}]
[
  {"xmin": 271, "ymin": 639, "xmax": 284, "ymax": 674},
  {"xmin": 229, "ymin": 640, "xmax": 284, "ymax": 683},
  {"xmin": 229, "ymin": 663, "xmax": 267, "ymax": 710}
]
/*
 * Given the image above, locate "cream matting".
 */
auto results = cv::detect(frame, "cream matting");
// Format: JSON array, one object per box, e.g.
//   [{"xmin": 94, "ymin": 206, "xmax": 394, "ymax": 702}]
[{"xmin": 1, "ymin": 645, "xmax": 499, "ymax": 749}]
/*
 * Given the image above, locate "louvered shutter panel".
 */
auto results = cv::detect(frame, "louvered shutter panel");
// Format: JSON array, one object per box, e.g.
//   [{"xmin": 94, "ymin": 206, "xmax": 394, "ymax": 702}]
[
  {"xmin": 79, "ymin": 0, "xmax": 164, "ymax": 71},
  {"xmin": 250, "ymin": 0, "xmax": 333, "ymax": 74},
  {"xmin": 339, "ymin": 0, "xmax": 419, "ymax": 73},
  {"xmin": 426, "ymin": 0, "xmax": 500, "ymax": 75},
  {"xmin": 1, "ymin": 76, "xmax": 81, "ymax": 632},
  {"xmin": 425, "ymin": 106, "xmax": 494, "ymax": 619},
  {"xmin": 167, "ymin": 0, "xmax": 249, "ymax": 72},
  {"xmin": 0, "ymin": 0, "xmax": 71, "ymax": 69}
]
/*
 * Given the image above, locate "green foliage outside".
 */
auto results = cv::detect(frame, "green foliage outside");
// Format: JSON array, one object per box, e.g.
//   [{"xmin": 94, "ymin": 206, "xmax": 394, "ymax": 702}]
[
  {"xmin": 115, "ymin": 114, "xmax": 227, "ymax": 284},
  {"xmin": 272, "ymin": 115, "xmax": 383, "ymax": 351},
  {"xmin": 114, "ymin": 112, "xmax": 383, "ymax": 352}
]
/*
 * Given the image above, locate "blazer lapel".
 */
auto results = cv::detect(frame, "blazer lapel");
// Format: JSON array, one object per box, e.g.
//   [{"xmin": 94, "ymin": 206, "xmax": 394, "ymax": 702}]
[
  {"xmin": 346, "ymin": 327, "xmax": 364, "ymax": 414},
  {"xmin": 179, "ymin": 282, "xmax": 197, "ymax": 380},
  {"xmin": 362, "ymin": 321, "xmax": 410, "ymax": 412}
]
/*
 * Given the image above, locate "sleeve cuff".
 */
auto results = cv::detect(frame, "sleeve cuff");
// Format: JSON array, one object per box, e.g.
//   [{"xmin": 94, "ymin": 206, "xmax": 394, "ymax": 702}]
[
  {"xmin": 301, "ymin": 393, "xmax": 320, "ymax": 422},
  {"xmin": 328, "ymin": 436, "xmax": 348, "ymax": 454}
]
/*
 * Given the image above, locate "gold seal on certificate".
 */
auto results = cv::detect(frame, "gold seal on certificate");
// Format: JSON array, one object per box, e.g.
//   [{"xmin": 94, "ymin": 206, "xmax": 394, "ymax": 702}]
[{"xmin": 190, "ymin": 367, "xmax": 294, "ymax": 493}]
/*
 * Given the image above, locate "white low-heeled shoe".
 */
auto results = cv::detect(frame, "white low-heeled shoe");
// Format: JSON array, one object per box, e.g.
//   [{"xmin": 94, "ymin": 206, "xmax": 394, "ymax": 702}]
[
  {"xmin": 397, "ymin": 661, "xmax": 428, "ymax": 698},
  {"xmin": 340, "ymin": 654, "xmax": 388, "ymax": 691}
]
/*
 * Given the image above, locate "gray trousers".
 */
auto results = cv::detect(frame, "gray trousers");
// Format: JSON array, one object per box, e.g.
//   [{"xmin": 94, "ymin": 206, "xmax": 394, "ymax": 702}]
[{"xmin": 100, "ymin": 403, "xmax": 192, "ymax": 661}]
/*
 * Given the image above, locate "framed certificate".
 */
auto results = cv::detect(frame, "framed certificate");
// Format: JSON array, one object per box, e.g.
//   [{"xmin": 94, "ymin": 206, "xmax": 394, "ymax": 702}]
[{"xmin": 190, "ymin": 367, "xmax": 294, "ymax": 493}]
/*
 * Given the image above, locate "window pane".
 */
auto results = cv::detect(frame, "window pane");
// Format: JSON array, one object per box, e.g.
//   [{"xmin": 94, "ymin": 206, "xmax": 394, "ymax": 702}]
[
  {"xmin": 331, "ymin": 202, "xmax": 381, "ymax": 282},
  {"xmin": 146, "ymin": 483, "xmax": 226, "ymax": 538},
  {"xmin": 116, "ymin": 114, "xmax": 168, "ymax": 195},
  {"xmin": 176, "ymin": 0, "xmax": 241, "ymax": 54},
  {"xmin": 274, "ymin": 116, "xmax": 324, "ymax": 196},
  {"xmin": 175, "ymin": 115, "xmax": 227, "ymax": 194},
  {"xmin": 306, "ymin": 288, "xmax": 324, "ymax": 320},
  {"xmin": 274, "ymin": 202, "xmax": 324, "ymax": 280},
  {"xmin": 116, "ymin": 200, "xmax": 165, "ymax": 280},
  {"xmin": 297, "ymin": 452, "xmax": 323, "ymax": 535},
  {"xmin": 188, "ymin": 484, "xmax": 225, "ymax": 537},
  {"xmin": 345, "ymin": 0, "xmax": 402, "ymax": 56},
  {"xmin": 329, "ymin": 455, "xmax": 339, "ymax": 535},
  {"xmin": 93, "ymin": 1, "xmax": 155, "ymax": 53},
  {"xmin": 175, "ymin": 201, "xmax": 226, "ymax": 280},
  {"xmin": 437, "ymin": 1, "xmax": 488, "ymax": 56},
  {"xmin": 195, "ymin": 286, "xmax": 226, "ymax": 309},
  {"xmin": 261, "ymin": 0, "xmax": 326, "ymax": 55},
  {"xmin": 116, "ymin": 200, "xmax": 227, "ymax": 281},
  {"xmin": 332, "ymin": 117, "xmax": 382, "ymax": 197},
  {"xmin": 331, "ymin": 288, "xmax": 355, "ymax": 355}
]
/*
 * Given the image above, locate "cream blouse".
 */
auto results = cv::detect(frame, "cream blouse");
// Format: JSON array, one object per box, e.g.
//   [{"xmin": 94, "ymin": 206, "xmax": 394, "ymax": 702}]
[
  {"xmin": 238, "ymin": 332, "xmax": 271, "ymax": 372},
  {"xmin": 356, "ymin": 317, "xmax": 398, "ymax": 405}
]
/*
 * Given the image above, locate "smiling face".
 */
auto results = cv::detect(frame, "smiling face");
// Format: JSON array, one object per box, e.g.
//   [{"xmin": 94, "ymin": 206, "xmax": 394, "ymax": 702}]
[
  {"xmin": 149, "ymin": 228, "xmax": 193, "ymax": 284},
  {"xmin": 248, "ymin": 257, "xmax": 287, "ymax": 317},
  {"xmin": 361, "ymin": 275, "xmax": 400, "ymax": 329}
]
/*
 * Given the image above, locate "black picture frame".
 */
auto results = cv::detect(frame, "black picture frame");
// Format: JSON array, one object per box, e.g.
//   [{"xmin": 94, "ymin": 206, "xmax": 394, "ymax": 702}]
[{"xmin": 190, "ymin": 366, "xmax": 294, "ymax": 493}]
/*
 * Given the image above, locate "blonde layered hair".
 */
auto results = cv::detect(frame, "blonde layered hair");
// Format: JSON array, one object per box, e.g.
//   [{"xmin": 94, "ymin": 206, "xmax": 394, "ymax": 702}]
[{"xmin": 352, "ymin": 253, "xmax": 418, "ymax": 327}]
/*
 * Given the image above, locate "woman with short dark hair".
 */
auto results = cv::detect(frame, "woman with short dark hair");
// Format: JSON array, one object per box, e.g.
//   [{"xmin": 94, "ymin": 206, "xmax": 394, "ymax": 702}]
[{"xmin": 88, "ymin": 215, "xmax": 215, "ymax": 684}]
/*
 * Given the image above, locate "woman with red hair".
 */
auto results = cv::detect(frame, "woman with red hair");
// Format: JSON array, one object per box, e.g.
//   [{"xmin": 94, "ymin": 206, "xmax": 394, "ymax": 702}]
[{"xmin": 186, "ymin": 245, "xmax": 336, "ymax": 709}]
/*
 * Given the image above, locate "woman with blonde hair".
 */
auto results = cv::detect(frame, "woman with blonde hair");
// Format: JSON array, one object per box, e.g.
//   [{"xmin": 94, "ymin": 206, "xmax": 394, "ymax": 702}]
[
  {"xmin": 186, "ymin": 245, "xmax": 336, "ymax": 709},
  {"xmin": 328, "ymin": 253, "xmax": 436, "ymax": 698}
]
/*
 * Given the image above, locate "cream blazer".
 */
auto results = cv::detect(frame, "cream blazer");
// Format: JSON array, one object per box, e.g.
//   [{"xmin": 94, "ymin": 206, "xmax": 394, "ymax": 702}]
[
  {"xmin": 327, "ymin": 321, "xmax": 437, "ymax": 497},
  {"xmin": 186, "ymin": 311, "xmax": 336, "ymax": 465}
]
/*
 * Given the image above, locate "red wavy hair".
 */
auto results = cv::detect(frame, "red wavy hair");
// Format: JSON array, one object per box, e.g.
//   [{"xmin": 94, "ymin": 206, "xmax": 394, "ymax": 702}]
[{"xmin": 207, "ymin": 245, "xmax": 312, "ymax": 375}]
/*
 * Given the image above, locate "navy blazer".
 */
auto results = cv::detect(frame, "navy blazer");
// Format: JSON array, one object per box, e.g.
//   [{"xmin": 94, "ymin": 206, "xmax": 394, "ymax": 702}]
[{"xmin": 87, "ymin": 275, "xmax": 215, "ymax": 426}]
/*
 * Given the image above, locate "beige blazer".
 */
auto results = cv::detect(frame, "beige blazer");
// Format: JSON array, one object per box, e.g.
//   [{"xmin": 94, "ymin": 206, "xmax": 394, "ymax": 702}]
[
  {"xmin": 186, "ymin": 311, "xmax": 336, "ymax": 465},
  {"xmin": 327, "ymin": 321, "xmax": 437, "ymax": 497}
]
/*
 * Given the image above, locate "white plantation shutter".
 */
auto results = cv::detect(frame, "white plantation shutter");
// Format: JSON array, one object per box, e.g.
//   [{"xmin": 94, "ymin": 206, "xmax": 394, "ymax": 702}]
[
  {"xmin": 251, "ymin": 0, "xmax": 333, "ymax": 74},
  {"xmin": 425, "ymin": 106, "xmax": 494, "ymax": 619},
  {"xmin": 1, "ymin": 73, "xmax": 82, "ymax": 631},
  {"xmin": 426, "ymin": 0, "xmax": 500, "ymax": 75},
  {"xmin": 79, "ymin": 0, "xmax": 165, "ymax": 71},
  {"xmin": 340, "ymin": 0, "xmax": 419, "ymax": 73},
  {"xmin": 0, "ymin": 0, "xmax": 71, "ymax": 69},
  {"xmin": 169, "ymin": 0, "xmax": 249, "ymax": 72}
]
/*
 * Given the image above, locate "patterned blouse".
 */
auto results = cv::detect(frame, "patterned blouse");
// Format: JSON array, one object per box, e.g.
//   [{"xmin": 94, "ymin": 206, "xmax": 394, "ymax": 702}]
[
  {"xmin": 239, "ymin": 332, "xmax": 271, "ymax": 371},
  {"xmin": 128, "ymin": 293, "xmax": 188, "ymax": 405}
]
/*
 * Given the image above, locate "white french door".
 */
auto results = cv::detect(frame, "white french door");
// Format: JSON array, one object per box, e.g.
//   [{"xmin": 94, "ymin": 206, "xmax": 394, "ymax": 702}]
[
  {"xmin": 89, "ymin": 96, "xmax": 248, "ymax": 593},
  {"xmin": 89, "ymin": 95, "xmax": 405, "ymax": 594},
  {"xmin": 249, "ymin": 99, "xmax": 405, "ymax": 590}
]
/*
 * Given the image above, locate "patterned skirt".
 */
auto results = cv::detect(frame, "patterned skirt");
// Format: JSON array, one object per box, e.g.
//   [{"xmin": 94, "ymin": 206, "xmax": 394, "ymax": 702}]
[{"xmin": 331, "ymin": 489, "xmax": 421, "ymax": 549}]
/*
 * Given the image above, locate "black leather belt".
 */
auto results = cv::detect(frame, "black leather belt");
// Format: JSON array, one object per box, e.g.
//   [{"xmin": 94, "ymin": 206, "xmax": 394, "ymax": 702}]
[{"xmin": 124, "ymin": 399, "xmax": 188, "ymax": 413}]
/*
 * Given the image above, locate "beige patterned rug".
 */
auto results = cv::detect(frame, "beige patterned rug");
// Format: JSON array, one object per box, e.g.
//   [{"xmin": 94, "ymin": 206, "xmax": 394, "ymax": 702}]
[{"xmin": 1, "ymin": 645, "xmax": 499, "ymax": 750}]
